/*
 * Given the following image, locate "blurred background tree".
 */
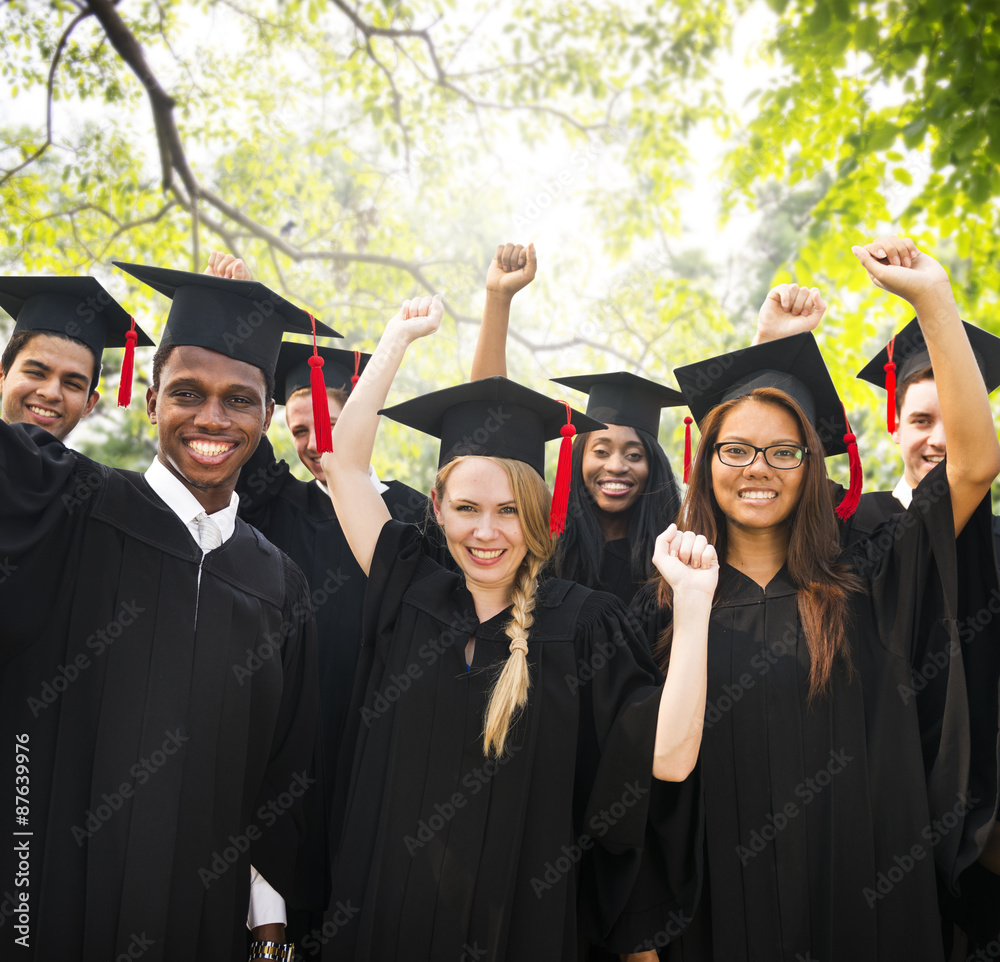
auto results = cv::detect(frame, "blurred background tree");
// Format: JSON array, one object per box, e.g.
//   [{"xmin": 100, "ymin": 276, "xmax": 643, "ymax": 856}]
[{"xmin": 1, "ymin": 0, "xmax": 997, "ymax": 497}]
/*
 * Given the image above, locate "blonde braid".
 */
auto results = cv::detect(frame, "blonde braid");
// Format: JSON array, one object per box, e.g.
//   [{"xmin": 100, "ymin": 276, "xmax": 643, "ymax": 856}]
[{"xmin": 482, "ymin": 554, "xmax": 545, "ymax": 757}]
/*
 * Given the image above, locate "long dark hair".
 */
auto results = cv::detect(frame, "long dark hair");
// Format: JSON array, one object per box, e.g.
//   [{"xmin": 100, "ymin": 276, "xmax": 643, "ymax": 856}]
[
  {"xmin": 554, "ymin": 425, "xmax": 681, "ymax": 591},
  {"xmin": 658, "ymin": 388, "xmax": 862, "ymax": 698}
]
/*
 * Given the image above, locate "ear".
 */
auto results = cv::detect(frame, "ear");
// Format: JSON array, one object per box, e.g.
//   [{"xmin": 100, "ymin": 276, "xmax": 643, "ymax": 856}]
[
  {"xmin": 890, "ymin": 428, "xmax": 900, "ymax": 445},
  {"xmin": 262, "ymin": 398, "xmax": 275, "ymax": 434},
  {"xmin": 146, "ymin": 385, "xmax": 157, "ymax": 425},
  {"xmin": 81, "ymin": 389, "xmax": 100, "ymax": 419},
  {"xmin": 430, "ymin": 486, "xmax": 445, "ymax": 527}
]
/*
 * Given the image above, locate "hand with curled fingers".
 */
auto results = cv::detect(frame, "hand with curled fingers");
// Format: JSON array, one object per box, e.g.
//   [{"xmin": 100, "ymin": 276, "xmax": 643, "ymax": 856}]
[
  {"xmin": 204, "ymin": 250, "xmax": 252, "ymax": 281},
  {"xmin": 387, "ymin": 293, "xmax": 444, "ymax": 342},
  {"xmin": 486, "ymin": 242, "xmax": 537, "ymax": 299},
  {"xmin": 753, "ymin": 283, "xmax": 827, "ymax": 345},
  {"xmin": 851, "ymin": 234, "xmax": 951, "ymax": 307},
  {"xmin": 652, "ymin": 524, "xmax": 719, "ymax": 597}
]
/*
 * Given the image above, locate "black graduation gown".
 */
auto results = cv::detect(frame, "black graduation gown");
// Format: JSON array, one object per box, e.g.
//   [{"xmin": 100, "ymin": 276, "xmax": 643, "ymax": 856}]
[
  {"xmin": 320, "ymin": 520, "xmax": 700, "ymax": 962},
  {"xmin": 838, "ymin": 488, "xmax": 902, "ymax": 547},
  {"xmin": 598, "ymin": 537, "xmax": 639, "ymax": 607},
  {"xmin": 631, "ymin": 463, "xmax": 998, "ymax": 961},
  {"xmin": 0, "ymin": 422, "xmax": 326, "ymax": 962},
  {"xmin": 840, "ymin": 486, "xmax": 1000, "ymax": 953},
  {"xmin": 236, "ymin": 434, "xmax": 429, "ymax": 785}
]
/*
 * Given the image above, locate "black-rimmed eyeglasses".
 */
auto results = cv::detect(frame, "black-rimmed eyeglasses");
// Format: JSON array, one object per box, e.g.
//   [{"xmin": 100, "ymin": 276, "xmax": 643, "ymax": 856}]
[{"xmin": 713, "ymin": 442, "xmax": 807, "ymax": 470}]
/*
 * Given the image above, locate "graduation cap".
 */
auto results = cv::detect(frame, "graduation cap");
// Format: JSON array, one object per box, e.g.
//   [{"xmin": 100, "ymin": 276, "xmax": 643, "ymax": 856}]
[
  {"xmin": 274, "ymin": 342, "xmax": 370, "ymax": 406},
  {"xmin": 856, "ymin": 317, "xmax": 1000, "ymax": 433},
  {"xmin": 379, "ymin": 376, "xmax": 606, "ymax": 536},
  {"xmin": 0, "ymin": 275, "xmax": 154, "ymax": 407},
  {"xmin": 673, "ymin": 332, "xmax": 862, "ymax": 519},
  {"xmin": 550, "ymin": 370, "xmax": 690, "ymax": 479},
  {"xmin": 114, "ymin": 262, "xmax": 343, "ymax": 451}
]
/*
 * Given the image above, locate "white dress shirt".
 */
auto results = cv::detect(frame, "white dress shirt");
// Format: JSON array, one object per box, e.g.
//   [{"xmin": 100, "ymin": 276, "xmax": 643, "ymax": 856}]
[
  {"xmin": 892, "ymin": 475, "xmax": 914, "ymax": 509},
  {"xmin": 144, "ymin": 457, "xmax": 286, "ymax": 929}
]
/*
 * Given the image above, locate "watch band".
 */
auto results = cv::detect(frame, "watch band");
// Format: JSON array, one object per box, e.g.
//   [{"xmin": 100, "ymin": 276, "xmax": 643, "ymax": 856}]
[{"xmin": 248, "ymin": 940, "xmax": 295, "ymax": 962}]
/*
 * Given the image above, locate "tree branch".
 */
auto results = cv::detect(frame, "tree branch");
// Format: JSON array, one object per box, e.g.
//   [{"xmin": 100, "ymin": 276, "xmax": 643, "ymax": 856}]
[
  {"xmin": 84, "ymin": 0, "xmax": 198, "ymax": 195},
  {"xmin": 0, "ymin": 9, "xmax": 92, "ymax": 186}
]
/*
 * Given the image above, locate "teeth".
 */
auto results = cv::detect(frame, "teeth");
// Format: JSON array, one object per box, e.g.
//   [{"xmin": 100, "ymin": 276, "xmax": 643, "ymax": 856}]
[
  {"xmin": 188, "ymin": 440, "xmax": 233, "ymax": 457},
  {"xmin": 27, "ymin": 404, "xmax": 59, "ymax": 418},
  {"xmin": 600, "ymin": 482, "xmax": 631, "ymax": 492},
  {"xmin": 739, "ymin": 491, "xmax": 776, "ymax": 500},
  {"xmin": 925, "ymin": 456, "xmax": 943, "ymax": 462},
  {"xmin": 469, "ymin": 548, "xmax": 504, "ymax": 559}
]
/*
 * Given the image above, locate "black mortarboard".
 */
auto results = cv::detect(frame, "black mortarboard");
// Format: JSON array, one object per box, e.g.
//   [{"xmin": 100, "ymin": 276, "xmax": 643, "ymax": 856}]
[
  {"xmin": 549, "ymin": 371, "xmax": 686, "ymax": 438},
  {"xmin": 380, "ymin": 377, "xmax": 605, "ymax": 475},
  {"xmin": 673, "ymin": 332, "xmax": 862, "ymax": 517},
  {"xmin": 379, "ymin": 377, "xmax": 607, "ymax": 535},
  {"xmin": 112, "ymin": 262, "xmax": 340, "ymax": 378},
  {"xmin": 856, "ymin": 317, "xmax": 1000, "ymax": 433},
  {"xmin": 675, "ymin": 333, "xmax": 851, "ymax": 456},
  {"xmin": 274, "ymin": 342, "xmax": 371, "ymax": 406},
  {"xmin": 0, "ymin": 275, "xmax": 154, "ymax": 406}
]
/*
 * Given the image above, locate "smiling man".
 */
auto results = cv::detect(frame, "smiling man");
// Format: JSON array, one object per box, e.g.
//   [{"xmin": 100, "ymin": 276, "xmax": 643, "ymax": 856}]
[
  {"xmin": 847, "ymin": 315, "xmax": 1000, "ymax": 542},
  {"xmin": 0, "ymin": 264, "xmax": 336, "ymax": 962},
  {"xmin": 0, "ymin": 276, "xmax": 153, "ymax": 440}
]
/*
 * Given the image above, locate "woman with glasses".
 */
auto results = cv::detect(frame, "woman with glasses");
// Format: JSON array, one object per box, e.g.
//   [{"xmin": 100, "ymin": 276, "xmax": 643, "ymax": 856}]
[{"xmin": 626, "ymin": 236, "xmax": 1000, "ymax": 961}]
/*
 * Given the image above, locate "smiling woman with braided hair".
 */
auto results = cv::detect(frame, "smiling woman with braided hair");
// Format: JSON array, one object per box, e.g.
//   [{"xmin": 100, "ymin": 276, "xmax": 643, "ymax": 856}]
[{"xmin": 315, "ymin": 293, "xmax": 718, "ymax": 961}]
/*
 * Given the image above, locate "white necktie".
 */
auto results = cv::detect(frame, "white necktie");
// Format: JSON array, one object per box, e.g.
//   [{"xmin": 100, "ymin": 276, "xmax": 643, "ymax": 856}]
[{"xmin": 195, "ymin": 512, "xmax": 222, "ymax": 553}]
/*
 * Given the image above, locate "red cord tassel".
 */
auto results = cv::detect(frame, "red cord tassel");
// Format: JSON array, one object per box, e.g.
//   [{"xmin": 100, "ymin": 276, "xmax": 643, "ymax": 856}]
[
  {"xmin": 835, "ymin": 407, "xmax": 864, "ymax": 521},
  {"xmin": 549, "ymin": 401, "xmax": 575, "ymax": 538},
  {"xmin": 351, "ymin": 350, "xmax": 361, "ymax": 392},
  {"xmin": 884, "ymin": 336, "xmax": 897, "ymax": 434},
  {"xmin": 683, "ymin": 416, "xmax": 693, "ymax": 484},
  {"xmin": 307, "ymin": 312, "xmax": 332, "ymax": 454},
  {"xmin": 117, "ymin": 316, "xmax": 137, "ymax": 408}
]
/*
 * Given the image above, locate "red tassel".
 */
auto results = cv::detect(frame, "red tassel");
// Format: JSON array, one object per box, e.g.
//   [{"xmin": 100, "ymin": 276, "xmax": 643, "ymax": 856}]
[
  {"xmin": 351, "ymin": 350, "xmax": 361, "ymax": 392},
  {"xmin": 884, "ymin": 336, "xmax": 897, "ymax": 434},
  {"xmin": 835, "ymin": 407, "xmax": 864, "ymax": 521},
  {"xmin": 117, "ymin": 316, "xmax": 137, "ymax": 408},
  {"xmin": 307, "ymin": 312, "xmax": 332, "ymax": 454},
  {"xmin": 683, "ymin": 416, "xmax": 693, "ymax": 484},
  {"xmin": 549, "ymin": 401, "xmax": 576, "ymax": 538}
]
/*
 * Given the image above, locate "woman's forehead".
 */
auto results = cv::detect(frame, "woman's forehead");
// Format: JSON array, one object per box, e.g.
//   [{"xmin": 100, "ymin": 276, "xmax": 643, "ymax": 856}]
[{"xmin": 718, "ymin": 398, "xmax": 803, "ymax": 441}]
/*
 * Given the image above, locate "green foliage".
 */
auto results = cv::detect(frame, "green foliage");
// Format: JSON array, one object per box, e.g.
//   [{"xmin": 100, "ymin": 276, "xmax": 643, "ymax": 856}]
[{"xmin": 3, "ymin": 0, "xmax": 997, "ymax": 505}]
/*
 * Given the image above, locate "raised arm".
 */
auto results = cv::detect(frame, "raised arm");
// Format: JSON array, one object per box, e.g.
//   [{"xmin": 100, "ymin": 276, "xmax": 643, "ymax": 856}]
[
  {"xmin": 853, "ymin": 235, "xmax": 1000, "ymax": 535},
  {"xmin": 650, "ymin": 524, "xmax": 717, "ymax": 782},
  {"xmin": 469, "ymin": 242, "xmax": 536, "ymax": 380},
  {"xmin": 320, "ymin": 295, "xmax": 443, "ymax": 576},
  {"xmin": 751, "ymin": 283, "xmax": 828, "ymax": 345}
]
